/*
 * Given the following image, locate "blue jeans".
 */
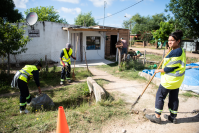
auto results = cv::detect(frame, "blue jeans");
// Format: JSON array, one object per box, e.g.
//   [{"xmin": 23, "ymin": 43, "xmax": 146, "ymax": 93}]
[{"xmin": 121, "ymin": 48, "xmax": 127, "ymax": 56}]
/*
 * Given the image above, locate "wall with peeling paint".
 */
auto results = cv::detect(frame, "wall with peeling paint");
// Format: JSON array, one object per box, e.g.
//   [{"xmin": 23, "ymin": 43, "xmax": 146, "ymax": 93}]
[{"xmin": 5, "ymin": 21, "xmax": 105, "ymax": 64}]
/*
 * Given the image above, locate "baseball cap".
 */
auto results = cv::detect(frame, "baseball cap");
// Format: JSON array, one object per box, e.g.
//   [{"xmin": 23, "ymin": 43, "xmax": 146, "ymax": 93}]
[{"xmin": 66, "ymin": 43, "xmax": 71, "ymax": 48}]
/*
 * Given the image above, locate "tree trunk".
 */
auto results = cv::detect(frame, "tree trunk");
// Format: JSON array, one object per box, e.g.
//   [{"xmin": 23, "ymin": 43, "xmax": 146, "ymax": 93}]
[
  {"xmin": 166, "ymin": 42, "xmax": 168, "ymax": 49},
  {"xmin": 7, "ymin": 53, "xmax": 10, "ymax": 75},
  {"xmin": 160, "ymin": 43, "xmax": 163, "ymax": 49},
  {"xmin": 155, "ymin": 41, "xmax": 158, "ymax": 49},
  {"xmin": 143, "ymin": 41, "xmax": 146, "ymax": 47}
]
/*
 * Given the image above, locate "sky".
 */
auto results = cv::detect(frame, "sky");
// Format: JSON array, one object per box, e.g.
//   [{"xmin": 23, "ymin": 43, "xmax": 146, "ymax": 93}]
[{"xmin": 13, "ymin": 0, "xmax": 173, "ymax": 28}]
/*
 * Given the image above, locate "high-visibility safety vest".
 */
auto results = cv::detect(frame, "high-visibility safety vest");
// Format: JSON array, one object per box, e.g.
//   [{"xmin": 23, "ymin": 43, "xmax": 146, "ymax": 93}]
[
  {"xmin": 161, "ymin": 48, "xmax": 186, "ymax": 89},
  {"xmin": 18, "ymin": 65, "xmax": 38, "ymax": 83},
  {"xmin": 60, "ymin": 48, "xmax": 73, "ymax": 65}
]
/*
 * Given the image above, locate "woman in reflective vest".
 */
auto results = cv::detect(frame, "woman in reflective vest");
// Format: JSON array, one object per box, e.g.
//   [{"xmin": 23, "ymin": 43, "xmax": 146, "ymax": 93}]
[
  {"xmin": 60, "ymin": 43, "xmax": 76, "ymax": 84},
  {"xmin": 17, "ymin": 61, "xmax": 42, "ymax": 114},
  {"xmin": 145, "ymin": 30, "xmax": 186, "ymax": 124}
]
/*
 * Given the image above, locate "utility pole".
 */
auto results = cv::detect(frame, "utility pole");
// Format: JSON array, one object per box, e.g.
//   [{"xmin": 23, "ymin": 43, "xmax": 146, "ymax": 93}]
[{"xmin": 103, "ymin": 1, "xmax": 107, "ymax": 29}]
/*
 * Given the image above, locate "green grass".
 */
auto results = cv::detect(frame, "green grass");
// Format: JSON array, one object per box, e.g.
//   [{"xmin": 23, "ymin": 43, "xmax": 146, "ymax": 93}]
[
  {"xmin": 95, "ymin": 61, "xmax": 146, "ymax": 82},
  {"xmin": 0, "ymin": 82, "xmax": 128, "ymax": 133},
  {"xmin": 0, "ymin": 66, "xmax": 91, "ymax": 94},
  {"xmin": 180, "ymin": 91, "xmax": 199, "ymax": 98}
]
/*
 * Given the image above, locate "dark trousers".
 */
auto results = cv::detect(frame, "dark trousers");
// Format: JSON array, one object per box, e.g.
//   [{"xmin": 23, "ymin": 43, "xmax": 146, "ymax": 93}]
[
  {"xmin": 155, "ymin": 84, "xmax": 179, "ymax": 118},
  {"xmin": 18, "ymin": 79, "xmax": 32, "ymax": 110},
  {"xmin": 61, "ymin": 64, "xmax": 71, "ymax": 80}
]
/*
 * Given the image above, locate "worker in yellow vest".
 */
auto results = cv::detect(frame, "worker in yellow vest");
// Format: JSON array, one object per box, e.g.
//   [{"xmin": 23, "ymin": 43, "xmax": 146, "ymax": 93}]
[
  {"xmin": 60, "ymin": 43, "xmax": 76, "ymax": 85},
  {"xmin": 11, "ymin": 61, "xmax": 42, "ymax": 114},
  {"xmin": 145, "ymin": 30, "xmax": 186, "ymax": 124}
]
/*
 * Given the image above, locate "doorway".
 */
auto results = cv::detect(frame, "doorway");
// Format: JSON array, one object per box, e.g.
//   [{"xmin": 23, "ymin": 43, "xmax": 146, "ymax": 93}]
[{"xmin": 110, "ymin": 35, "xmax": 117, "ymax": 55}]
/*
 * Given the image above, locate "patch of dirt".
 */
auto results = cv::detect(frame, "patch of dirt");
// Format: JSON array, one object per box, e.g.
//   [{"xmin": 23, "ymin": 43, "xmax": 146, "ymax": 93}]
[{"xmin": 89, "ymin": 67, "xmax": 199, "ymax": 133}]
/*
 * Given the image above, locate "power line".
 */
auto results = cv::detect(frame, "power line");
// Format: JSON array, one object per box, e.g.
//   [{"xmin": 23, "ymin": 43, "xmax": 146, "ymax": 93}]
[{"xmin": 96, "ymin": 0, "xmax": 144, "ymax": 21}]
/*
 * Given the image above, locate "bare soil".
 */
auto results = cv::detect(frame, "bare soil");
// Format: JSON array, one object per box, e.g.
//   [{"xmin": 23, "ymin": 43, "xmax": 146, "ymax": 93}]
[{"xmin": 89, "ymin": 67, "xmax": 199, "ymax": 133}]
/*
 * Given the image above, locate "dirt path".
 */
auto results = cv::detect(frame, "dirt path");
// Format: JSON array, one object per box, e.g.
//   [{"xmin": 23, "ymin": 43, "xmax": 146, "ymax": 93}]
[
  {"xmin": 129, "ymin": 47, "xmax": 199, "ymax": 58},
  {"xmin": 89, "ymin": 67, "xmax": 199, "ymax": 133}
]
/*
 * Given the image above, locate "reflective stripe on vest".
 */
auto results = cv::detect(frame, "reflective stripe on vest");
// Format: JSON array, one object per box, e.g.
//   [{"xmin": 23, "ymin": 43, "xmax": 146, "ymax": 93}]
[
  {"xmin": 161, "ymin": 48, "xmax": 186, "ymax": 89},
  {"xmin": 19, "ymin": 65, "xmax": 38, "ymax": 83}
]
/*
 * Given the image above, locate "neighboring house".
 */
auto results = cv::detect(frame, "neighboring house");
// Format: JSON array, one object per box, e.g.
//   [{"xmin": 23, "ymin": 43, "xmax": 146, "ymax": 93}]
[{"xmin": 1, "ymin": 22, "xmax": 130, "ymax": 64}]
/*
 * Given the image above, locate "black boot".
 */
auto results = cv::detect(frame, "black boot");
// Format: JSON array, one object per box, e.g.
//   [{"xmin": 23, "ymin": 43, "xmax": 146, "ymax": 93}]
[
  {"xmin": 164, "ymin": 114, "xmax": 177, "ymax": 124},
  {"xmin": 145, "ymin": 114, "xmax": 161, "ymax": 124}
]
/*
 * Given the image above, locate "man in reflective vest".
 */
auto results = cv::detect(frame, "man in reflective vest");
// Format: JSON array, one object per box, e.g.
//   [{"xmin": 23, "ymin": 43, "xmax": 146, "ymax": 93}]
[
  {"xmin": 145, "ymin": 30, "xmax": 186, "ymax": 124},
  {"xmin": 60, "ymin": 43, "xmax": 76, "ymax": 85},
  {"xmin": 15, "ymin": 61, "xmax": 42, "ymax": 114}
]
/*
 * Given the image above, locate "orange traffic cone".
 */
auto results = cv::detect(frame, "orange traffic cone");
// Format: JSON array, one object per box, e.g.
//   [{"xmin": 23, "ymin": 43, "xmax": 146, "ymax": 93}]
[{"xmin": 56, "ymin": 106, "xmax": 70, "ymax": 133}]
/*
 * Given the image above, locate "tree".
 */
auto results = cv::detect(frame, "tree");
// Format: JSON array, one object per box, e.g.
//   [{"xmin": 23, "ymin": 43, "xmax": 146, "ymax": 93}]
[
  {"xmin": 24, "ymin": 6, "xmax": 68, "ymax": 24},
  {"xmin": 165, "ymin": 0, "xmax": 199, "ymax": 38},
  {"xmin": 152, "ymin": 21, "xmax": 174, "ymax": 48},
  {"xmin": 0, "ymin": 18, "xmax": 31, "ymax": 75},
  {"xmin": 123, "ymin": 13, "xmax": 167, "ymax": 34},
  {"xmin": 74, "ymin": 12, "xmax": 98, "ymax": 27},
  {"xmin": 0, "ymin": 0, "xmax": 23, "ymax": 22}
]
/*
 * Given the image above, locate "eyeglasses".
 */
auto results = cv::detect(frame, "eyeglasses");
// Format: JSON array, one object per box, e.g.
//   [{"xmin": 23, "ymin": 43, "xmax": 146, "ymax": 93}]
[{"xmin": 168, "ymin": 40, "xmax": 176, "ymax": 42}]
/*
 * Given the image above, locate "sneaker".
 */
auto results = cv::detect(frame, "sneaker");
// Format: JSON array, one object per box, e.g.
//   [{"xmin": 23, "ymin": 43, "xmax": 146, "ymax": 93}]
[
  {"xmin": 164, "ymin": 114, "xmax": 177, "ymax": 124},
  {"xmin": 67, "ymin": 80, "xmax": 71, "ymax": 83},
  {"xmin": 20, "ymin": 109, "xmax": 29, "ymax": 114},
  {"xmin": 60, "ymin": 81, "xmax": 63, "ymax": 85},
  {"xmin": 145, "ymin": 114, "xmax": 161, "ymax": 124}
]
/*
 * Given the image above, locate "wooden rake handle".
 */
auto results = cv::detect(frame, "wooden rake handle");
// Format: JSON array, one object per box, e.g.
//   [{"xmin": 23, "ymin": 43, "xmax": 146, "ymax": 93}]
[{"xmin": 140, "ymin": 48, "xmax": 171, "ymax": 96}]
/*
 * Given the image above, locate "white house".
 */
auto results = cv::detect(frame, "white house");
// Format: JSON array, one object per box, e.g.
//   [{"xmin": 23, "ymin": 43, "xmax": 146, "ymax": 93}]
[{"xmin": 6, "ymin": 21, "xmax": 107, "ymax": 64}]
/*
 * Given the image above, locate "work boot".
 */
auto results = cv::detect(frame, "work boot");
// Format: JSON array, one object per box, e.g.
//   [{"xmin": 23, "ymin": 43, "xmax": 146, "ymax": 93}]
[
  {"xmin": 60, "ymin": 81, "xmax": 63, "ymax": 85},
  {"xmin": 20, "ymin": 109, "xmax": 29, "ymax": 114},
  {"xmin": 164, "ymin": 114, "xmax": 177, "ymax": 124},
  {"xmin": 145, "ymin": 114, "xmax": 161, "ymax": 124},
  {"xmin": 27, "ymin": 102, "xmax": 32, "ymax": 106},
  {"xmin": 67, "ymin": 80, "xmax": 71, "ymax": 83}
]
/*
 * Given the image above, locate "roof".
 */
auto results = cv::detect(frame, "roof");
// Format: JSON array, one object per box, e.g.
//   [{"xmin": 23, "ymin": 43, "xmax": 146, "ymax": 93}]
[{"xmin": 62, "ymin": 25, "xmax": 129, "ymax": 32}]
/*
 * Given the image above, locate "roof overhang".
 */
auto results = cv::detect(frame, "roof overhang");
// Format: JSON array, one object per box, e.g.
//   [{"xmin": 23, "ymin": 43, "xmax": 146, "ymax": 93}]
[{"xmin": 62, "ymin": 27, "xmax": 128, "ymax": 32}]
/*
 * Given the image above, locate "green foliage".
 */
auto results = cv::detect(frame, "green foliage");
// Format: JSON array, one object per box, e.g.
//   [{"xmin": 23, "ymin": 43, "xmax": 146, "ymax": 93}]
[
  {"xmin": 165, "ymin": 0, "xmax": 199, "ymax": 38},
  {"xmin": 0, "ymin": 18, "xmax": 31, "ymax": 74},
  {"xmin": 152, "ymin": 21, "xmax": 174, "ymax": 43},
  {"xmin": 24, "ymin": 6, "xmax": 68, "ymax": 24},
  {"xmin": 123, "ymin": 13, "xmax": 167, "ymax": 34},
  {"xmin": 140, "ymin": 31, "xmax": 153, "ymax": 42},
  {"xmin": 74, "ymin": 11, "xmax": 98, "ymax": 27},
  {"xmin": 0, "ymin": 0, "xmax": 23, "ymax": 23}
]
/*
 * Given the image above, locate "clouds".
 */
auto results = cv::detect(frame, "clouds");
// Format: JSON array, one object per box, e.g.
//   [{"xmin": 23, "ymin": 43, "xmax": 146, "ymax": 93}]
[
  {"xmin": 89, "ymin": 0, "xmax": 114, "ymax": 7},
  {"xmin": 61, "ymin": 7, "xmax": 81, "ymax": 14},
  {"xmin": 13, "ymin": 0, "xmax": 29, "ymax": 8},
  {"xmin": 124, "ymin": 13, "xmax": 131, "ymax": 18},
  {"xmin": 56, "ymin": 0, "xmax": 80, "ymax": 4}
]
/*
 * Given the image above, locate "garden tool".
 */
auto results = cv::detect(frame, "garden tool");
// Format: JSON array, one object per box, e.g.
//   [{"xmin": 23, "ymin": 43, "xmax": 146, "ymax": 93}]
[
  {"xmin": 72, "ymin": 35, "xmax": 78, "ymax": 80},
  {"xmin": 130, "ymin": 48, "xmax": 171, "ymax": 111}
]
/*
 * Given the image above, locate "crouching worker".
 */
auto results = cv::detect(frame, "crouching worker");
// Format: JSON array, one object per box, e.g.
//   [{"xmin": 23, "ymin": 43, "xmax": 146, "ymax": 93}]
[
  {"xmin": 60, "ymin": 43, "xmax": 76, "ymax": 85},
  {"xmin": 11, "ymin": 61, "xmax": 42, "ymax": 114},
  {"xmin": 145, "ymin": 30, "xmax": 186, "ymax": 124}
]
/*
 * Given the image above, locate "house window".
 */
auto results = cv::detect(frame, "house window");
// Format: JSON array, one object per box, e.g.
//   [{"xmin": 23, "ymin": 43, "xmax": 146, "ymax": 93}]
[{"xmin": 86, "ymin": 36, "xmax": 101, "ymax": 50}]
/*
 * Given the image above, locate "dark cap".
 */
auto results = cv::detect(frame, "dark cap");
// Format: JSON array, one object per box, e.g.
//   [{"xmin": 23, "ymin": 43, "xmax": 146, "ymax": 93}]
[
  {"xmin": 66, "ymin": 43, "xmax": 71, "ymax": 48},
  {"xmin": 35, "ymin": 61, "xmax": 42, "ymax": 67}
]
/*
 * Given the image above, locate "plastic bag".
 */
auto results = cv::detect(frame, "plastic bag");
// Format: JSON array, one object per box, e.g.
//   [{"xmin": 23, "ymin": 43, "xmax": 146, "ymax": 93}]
[{"xmin": 30, "ymin": 93, "xmax": 54, "ymax": 109}]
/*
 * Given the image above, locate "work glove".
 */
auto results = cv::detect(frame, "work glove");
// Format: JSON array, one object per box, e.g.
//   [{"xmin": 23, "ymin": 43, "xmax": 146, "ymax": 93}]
[
  {"xmin": 73, "ymin": 57, "xmax": 76, "ymax": 60},
  {"xmin": 62, "ymin": 61, "xmax": 65, "ymax": 67}
]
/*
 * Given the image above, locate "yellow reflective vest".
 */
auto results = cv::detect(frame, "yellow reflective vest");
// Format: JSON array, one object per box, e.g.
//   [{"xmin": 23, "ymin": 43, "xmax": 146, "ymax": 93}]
[
  {"xmin": 60, "ymin": 48, "xmax": 73, "ymax": 65},
  {"xmin": 161, "ymin": 48, "xmax": 186, "ymax": 89},
  {"xmin": 18, "ymin": 65, "xmax": 38, "ymax": 83}
]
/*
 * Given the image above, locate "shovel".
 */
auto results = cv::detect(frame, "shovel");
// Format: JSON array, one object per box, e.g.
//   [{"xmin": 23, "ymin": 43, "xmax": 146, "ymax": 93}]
[
  {"xmin": 130, "ymin": 48, "xmax": 171, "ymax": 111},
  {"xmin": 72, "ymin": 36, "xmax": 78, "ymax": 80}
]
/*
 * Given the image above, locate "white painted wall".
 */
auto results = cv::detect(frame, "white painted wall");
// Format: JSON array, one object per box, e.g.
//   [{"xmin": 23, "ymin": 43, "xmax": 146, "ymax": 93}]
[
  {"xmin": 2, "ymin": 22, "xmax": 105, "ymax": 64},
  {"xmin": 81, "ymin": 31, "xmax": 105, "ymax": 60}
]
